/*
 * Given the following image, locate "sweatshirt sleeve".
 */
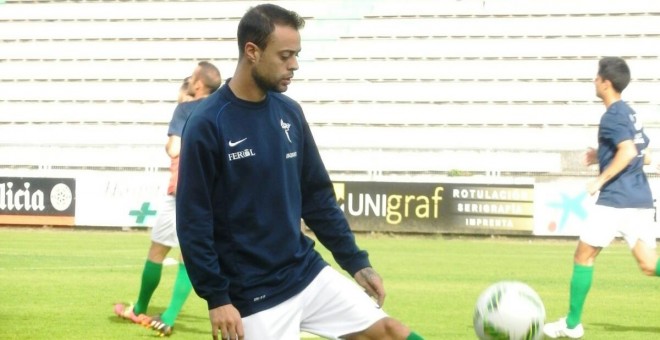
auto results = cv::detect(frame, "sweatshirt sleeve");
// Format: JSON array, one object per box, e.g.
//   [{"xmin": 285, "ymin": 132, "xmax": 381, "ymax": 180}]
[
  {"xmin": 176, "ymin": 112, "xmax": 232, "ymax": 310},
  {"xmin": 298, "ymin": 116, "xmax": 371, "ymax": 276}
]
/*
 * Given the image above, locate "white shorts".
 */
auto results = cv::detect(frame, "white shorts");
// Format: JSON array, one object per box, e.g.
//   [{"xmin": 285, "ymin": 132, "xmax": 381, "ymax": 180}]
[
  {"xmin": 242, "ymin": 266, "xmax": 388, "ymax": 340},
  {"xmin": 580, "ymin": 205, "xmax": 656, "ymax": 249},
  {"xmin": 150, "ymin": 195, "xmax": 178, "ymax": 247}
]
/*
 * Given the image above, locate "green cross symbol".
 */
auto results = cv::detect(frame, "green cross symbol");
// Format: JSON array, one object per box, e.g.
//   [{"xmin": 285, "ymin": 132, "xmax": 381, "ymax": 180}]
[{"xmin": 129, "ymin": 202, "xmax": 157, "ymax": 224}]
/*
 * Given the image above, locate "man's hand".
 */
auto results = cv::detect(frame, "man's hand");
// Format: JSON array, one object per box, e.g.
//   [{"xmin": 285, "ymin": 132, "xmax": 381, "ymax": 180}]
[
  {"xmin": 586, "ymin": 178, "xmax": 602, "ymax": 196},
  {"xmin": 583, "ymin": 147, "xmax": 598, "ymax": 167},
  {"xmin": 210, "ymin": 304, "xmax": 244, "ymax": 340},
  {"xmin": 353, "ymin": 267, "xmax": 386, "ymax": 307}
]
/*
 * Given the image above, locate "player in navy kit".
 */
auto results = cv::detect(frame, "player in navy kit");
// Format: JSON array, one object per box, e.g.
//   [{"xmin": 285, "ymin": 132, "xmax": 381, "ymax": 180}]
[
  {"xmin": 544, "ymin": 57, "xmax": 660, "ymax": 338},
  {"xmin": 175, "ymin": 4, "xmax": 423, "ymax": 340}
]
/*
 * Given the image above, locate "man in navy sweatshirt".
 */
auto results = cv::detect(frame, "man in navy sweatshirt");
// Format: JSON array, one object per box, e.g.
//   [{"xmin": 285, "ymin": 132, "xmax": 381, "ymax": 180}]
[{"xmin": 176, "ymin": 3, "xmax": 423, "ymax": 340}]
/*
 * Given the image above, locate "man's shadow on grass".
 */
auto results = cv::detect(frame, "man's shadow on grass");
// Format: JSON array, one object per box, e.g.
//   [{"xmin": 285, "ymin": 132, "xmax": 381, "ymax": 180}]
[{"xmin": 591, "ymin": 323, "xmax": 660, "ymax": 335}]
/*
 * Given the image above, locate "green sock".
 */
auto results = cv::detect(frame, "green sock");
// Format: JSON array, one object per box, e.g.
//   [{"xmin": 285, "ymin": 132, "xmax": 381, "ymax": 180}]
[
  {"xmin": 566, "ymin": 263, "xmax": 593, "ymax": 328},
  {"xmin": 655, "ymin": 258, "xmax": 660, "ymax": 276},
  {"xmin": 160, "ymin": 263, "xmax": 193, "ymax": 326},
  {"xmin": 407, "ymin": 331, "xmax": 424, "ymax": 340},
  {"xmin": 134, "ymin": 260, "xmax": 162, "ymax": 315}
]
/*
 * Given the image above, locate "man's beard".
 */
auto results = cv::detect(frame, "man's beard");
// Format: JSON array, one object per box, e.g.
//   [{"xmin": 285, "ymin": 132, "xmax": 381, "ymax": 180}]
[{"xmin": 252, "ymin": 68, "xmax": 281, "ymax": 93}]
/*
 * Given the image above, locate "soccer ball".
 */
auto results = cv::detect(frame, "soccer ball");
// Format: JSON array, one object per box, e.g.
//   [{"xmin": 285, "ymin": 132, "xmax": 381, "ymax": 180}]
[{"xmin": 473, "ymin": 281, "xmax": 545, "ymax": 340}]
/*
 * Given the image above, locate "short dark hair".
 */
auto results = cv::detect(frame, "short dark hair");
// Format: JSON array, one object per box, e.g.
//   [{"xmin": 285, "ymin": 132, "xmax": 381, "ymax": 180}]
[
  {"xmin": 598, "ymin": 57, "xmax": 630, "ymax": 93},
  {"xmin": 236, "ymin": 4, "xmax": 305, "ymax": 58},
  {"xmin": 197, "ymin": 61, "xmax": 222, "ymax": 92}
]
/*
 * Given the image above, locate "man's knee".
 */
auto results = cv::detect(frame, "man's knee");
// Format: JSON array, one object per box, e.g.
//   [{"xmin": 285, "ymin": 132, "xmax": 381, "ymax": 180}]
[
  {"xmin": 638, "ymin": 258, "xmax": 658, "ymax": 276},
  {"xmin": 147, "ymin": 241, "xmax": 171, "ymax": 262},
  {"xmin": 345, "ymin": 317, "xmax": 410, "ymax": 340},
  {"xmin": 632, "ymin": 241, "xmax": 659, "ymax": 276},
  {"xmin": 381, "ymin": 317, "xmax": 410, "ymax": 338}
]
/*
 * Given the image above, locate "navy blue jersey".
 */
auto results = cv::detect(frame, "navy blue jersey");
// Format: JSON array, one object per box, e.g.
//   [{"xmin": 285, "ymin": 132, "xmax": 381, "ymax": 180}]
[
  {"xmin": 596, "ymin": 100, "xmax": 653, "ymax": 208},
  {"xmin": 167, "ymin": 99, "xmax": 202, "ymax": 137},
  {"xmin": 176, "ymin": 82, "xmax": 370, "ymax": 317}
]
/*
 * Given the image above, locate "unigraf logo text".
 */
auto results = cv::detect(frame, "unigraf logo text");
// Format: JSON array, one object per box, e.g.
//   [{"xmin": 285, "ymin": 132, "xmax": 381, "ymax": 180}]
[
  {"xmin": 0, "ymin": 181, "xmax": 46, "ymax": 212},
  {"xmin": 340, "ymin": 186, "xmax": 444, "ymax": 225}
]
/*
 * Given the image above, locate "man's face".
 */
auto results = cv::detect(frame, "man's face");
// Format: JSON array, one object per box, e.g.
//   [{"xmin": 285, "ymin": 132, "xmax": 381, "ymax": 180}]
[
  {"xmin": 594, "ymin": 75, "xmax": 606, "ymax": 99},
  {"xmin": 251, "ymin": 25, "xmax": 301, "ymax": 93},
  {"xmin": 187, "ymin": 67, "xmax": 201, "ymax": 97}
]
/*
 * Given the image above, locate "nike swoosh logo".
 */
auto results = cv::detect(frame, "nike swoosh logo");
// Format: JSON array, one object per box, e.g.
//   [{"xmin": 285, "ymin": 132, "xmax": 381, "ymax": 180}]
[{"xmin": 228, "ymin": 138, "xmax": 247, "ymax": 147}]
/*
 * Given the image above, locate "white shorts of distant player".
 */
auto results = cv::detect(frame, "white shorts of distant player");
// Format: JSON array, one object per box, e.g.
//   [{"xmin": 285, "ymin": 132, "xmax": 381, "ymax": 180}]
[
  {"xmin": 151, "ymin": 195, "xmax": 178, "ymax": 248},
  {"xmin": 242, "ymin": 266, "xmax": 388, "ymax": 339},
  {"xmin": 580, "ymin": 205, "xmax": 656, "ymax": 249}
]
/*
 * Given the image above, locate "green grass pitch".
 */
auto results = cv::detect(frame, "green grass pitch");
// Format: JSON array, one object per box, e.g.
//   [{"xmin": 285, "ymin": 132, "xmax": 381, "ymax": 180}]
[{"xmin": 1, "ymin": 227, "xmax": 660, "ymax": 339}]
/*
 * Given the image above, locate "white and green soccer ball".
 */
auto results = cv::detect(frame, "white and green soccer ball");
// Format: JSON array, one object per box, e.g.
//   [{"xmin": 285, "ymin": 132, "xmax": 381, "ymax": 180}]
[{"xmin": 473, "ymin": 281, "xmax": 545, "ymax": 340}]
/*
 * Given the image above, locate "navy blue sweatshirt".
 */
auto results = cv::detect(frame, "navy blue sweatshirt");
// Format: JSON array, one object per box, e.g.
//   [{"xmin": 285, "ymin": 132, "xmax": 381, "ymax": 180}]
[
  {"xmin": 596, "ymin": 100, "xmax": 653, "ymax": 208},
  {"xmin": 176, "ymin": 82, "xmax": 371, "ymax": 317}
]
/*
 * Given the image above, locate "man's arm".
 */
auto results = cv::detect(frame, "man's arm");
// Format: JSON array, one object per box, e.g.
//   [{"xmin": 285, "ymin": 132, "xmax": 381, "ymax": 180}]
[
  {"xmin": 165, "ymin": 135, "xmax": 181, "ymax": 159},
  {"xmin": 644, "ymin": 149, "xmax": 652, "ymax": 165},
  {"xmin": 176, "ymin": 114, "xmax": 231, "ymax": 309},
  {"xmin": 587, "ymin": 139, "xmax": 637, "ymax": 195},
  {"xmin": 178, "ymin": 126, "xmax": 245, "ymax": 340},
  {"xmin": 299, "ymin": 118, "xmax": 371, "ymax": 273},
  {"xmin": 297, "ymin": 117, "xmax": 386, "ymax": 304}
]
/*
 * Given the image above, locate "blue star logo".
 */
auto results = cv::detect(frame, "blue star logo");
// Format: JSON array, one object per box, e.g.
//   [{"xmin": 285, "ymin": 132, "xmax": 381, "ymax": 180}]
[{"xmin": 547, "ymin": 191, "xmax": 588, "ymax": 231}]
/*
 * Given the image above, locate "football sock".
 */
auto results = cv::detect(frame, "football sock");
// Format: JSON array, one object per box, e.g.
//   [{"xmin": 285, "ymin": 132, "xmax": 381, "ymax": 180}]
[
  {"xmin": 160, "ymin": 263, "xmax": 192, "ymax": 326},
  {"xmin": 655, "ymin": 258, "xmax": 660, "ymax": 276},
  {"xmin": 566, "ymin": 263, "xmax": 593, "ymax": 328},
  {"xmin": 134, "ymin": 259, "xmax": 163, "ymax": 315},
  {"xmin": 407, "ymin": 331, "xmax": 424, "ymax": 339}
]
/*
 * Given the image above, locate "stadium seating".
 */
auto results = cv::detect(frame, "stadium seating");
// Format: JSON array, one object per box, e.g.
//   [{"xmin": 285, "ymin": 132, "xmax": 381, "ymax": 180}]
[{"xmin": 1, "ymin": 0, "xmax": 659, "ymax": 178}]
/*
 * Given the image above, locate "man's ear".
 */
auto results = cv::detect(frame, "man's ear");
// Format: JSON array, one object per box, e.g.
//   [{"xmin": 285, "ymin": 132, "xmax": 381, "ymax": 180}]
[{"xmin": 245, "ymin": 42, "xmax": 260, "ymax": 63}]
